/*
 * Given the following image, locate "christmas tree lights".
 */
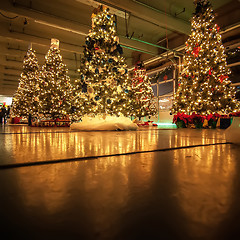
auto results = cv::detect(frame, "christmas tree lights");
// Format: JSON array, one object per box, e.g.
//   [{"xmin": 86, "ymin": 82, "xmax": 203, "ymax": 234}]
[
  {"xmin": 172, "ymin": 0, "xmax": 239, "ymax": 115},
  {"xmin": 71, "ymin": 75, "xmax": 90, "ymax": 121},
  {"xmin": 38, "ymin": 45, "xmax": 72, "ymax": 119},
  {"xmin": 132, "ymin": 64, "xmax": 157, "ymax": 119},
  {"xmin": 73, "ymin": 5, "xmax": 134, "ymax": 119},
  {"xmin": 11, "ymin": 48, "xmax": 40, "ymax": 117}
]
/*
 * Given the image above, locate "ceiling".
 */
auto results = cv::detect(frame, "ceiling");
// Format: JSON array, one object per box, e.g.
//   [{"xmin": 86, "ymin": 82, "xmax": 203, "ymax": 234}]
[{"xmin": 0, "ymin": 0, "xmax": 239, "ymax": 96}]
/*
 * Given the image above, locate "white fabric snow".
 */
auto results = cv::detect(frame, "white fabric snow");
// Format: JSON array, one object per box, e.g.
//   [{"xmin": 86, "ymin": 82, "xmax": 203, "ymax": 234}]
[
  {"xmin": 71, "ymin": 115, "xmax": 138, "ymax": 131},
  {"xmin": 225, "ymin": 117, "xmax": 240, "ymax": 144}
]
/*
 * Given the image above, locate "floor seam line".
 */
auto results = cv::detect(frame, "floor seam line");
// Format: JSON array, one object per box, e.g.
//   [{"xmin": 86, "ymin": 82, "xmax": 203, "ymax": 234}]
[{"xmin": 0, "ymin": 142, "xmax": 231, "ymax": 170}]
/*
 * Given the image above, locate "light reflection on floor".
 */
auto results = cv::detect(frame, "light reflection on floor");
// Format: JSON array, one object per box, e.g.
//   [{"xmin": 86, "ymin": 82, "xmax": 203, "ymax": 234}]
[
  {"xmin": 0, "ymin": 126, "xmax": 239, "ymax": 239},
  {"xmin": 0, "ymin": 126, "xmax": 226, "ymax": 165}
]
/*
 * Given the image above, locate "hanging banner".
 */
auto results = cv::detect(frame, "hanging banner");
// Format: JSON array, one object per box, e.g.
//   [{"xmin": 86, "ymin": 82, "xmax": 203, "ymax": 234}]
[{"xmin": 51, "ymin": 38, "xmax": 59, "ymax": 49}]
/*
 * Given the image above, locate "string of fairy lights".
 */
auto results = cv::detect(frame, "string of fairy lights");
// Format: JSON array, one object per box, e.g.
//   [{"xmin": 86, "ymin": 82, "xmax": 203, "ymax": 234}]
[
  {"xmin": 11, "ymin": 5, "xmax": 157, "ymax": 120},
  {"xmin": 132, "ymin": 67, "xmax": 157, "ymax": 118},
  {"xmin": 171, "ymin": 0, "xmax": 239, "ymax": 115},
  {"xmin": 11, "ymin": 1, "xmax": 239, "ymax": 121}
]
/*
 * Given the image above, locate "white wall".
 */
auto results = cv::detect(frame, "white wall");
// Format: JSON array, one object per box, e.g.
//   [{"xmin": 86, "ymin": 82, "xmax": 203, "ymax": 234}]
[{"xmin": 0, "ymin": 95, "xmax": 12, "ymax": 106}]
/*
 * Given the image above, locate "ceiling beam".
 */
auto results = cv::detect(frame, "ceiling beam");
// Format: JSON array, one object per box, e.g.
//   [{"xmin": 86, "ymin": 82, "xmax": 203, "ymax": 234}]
[
  {"xmin": 0, "ymin": 52, "xmax": 80, "ymax": 72},
  {"xmin": 0, "ymin": 0, "xmax": 159, "ymax": 56},
  {"xmin": 0, "ymin": 65, "xmax": 21, "ymax": 75},
  {"xmin": 90, "ymin": 0, "xmax": 190, "ymax": 35},
  {"xmin": 0, "ymin": 22, "xmax": 84, "ymax": 54}
]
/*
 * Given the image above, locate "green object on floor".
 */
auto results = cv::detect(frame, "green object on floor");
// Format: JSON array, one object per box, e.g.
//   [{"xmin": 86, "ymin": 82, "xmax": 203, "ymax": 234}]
[
  {"xmin": 211, "ymin": 121, "xmax": 217, "ymax": 129},
  {"xmin": 195, "ymin": 122, "xmax": 203, "ymax": 129},
  {"xmin": 176, "ymin": 120, "xmax": 186, "ymax": 128}
]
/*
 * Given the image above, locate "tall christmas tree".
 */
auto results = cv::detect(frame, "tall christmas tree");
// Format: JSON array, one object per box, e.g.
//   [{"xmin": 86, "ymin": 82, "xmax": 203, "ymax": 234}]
[
  {"xmin": 11, "ymin": 48, "xmax": 40, "ymax": 117},
  {"xmin": 132, "ymin": 63, "xmax": 157, "ymax": 119},
  {"xmin": 73, "ymin": 5, "xmax": 134, "ymax": 118},
  {"xmin": 172, "ymin": 0, "xmax": 239, "ymax": 115},
  {"xmin": 38, "ymin": 40, "xmax": 72, "ymax": 119},
  {"xmin": 71, "ymin": 74, "xmax": 89, "ymax": 121}
]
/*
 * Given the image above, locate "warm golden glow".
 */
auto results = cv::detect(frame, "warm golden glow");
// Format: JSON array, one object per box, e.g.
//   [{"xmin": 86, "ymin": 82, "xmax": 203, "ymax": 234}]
[
  {"xmin": 173, "ymin": 144, "xmax": 235, "ymax": 237},
  {"xmin": 172, "ymin": 0, "xmax": 239, "ymax": 115},
  {"xmin": 71, "ymin": 6, "xmax": 135, "ymax": 120}
]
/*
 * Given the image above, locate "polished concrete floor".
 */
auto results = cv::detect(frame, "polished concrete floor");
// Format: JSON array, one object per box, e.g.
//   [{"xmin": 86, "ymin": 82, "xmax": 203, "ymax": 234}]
[{"xmin": 0, "ymin": 125, "xmax": 240, "ymax": 240}]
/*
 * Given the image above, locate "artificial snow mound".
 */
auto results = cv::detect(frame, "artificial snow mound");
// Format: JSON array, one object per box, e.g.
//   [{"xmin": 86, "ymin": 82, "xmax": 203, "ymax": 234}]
[
  {"xmin": 71, "ymin": 115, "xmax": 138, "ymax": 131},
  {"xmin": 225, "ymin": 117, "xmax": 240, "ymax": 144}
]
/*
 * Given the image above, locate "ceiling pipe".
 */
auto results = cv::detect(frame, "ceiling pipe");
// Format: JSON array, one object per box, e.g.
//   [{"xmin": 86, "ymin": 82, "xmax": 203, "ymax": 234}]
[
  {"xmin": 12, "ymin": 0, "xmax": 89, "ymax": 29},
  {"xmin": 3, "ymin": 0, "xmax": 184, "ymax": 56},
  {"xmin": 92, "ymin": 0, "xmax": 175, "ymax": 34},
  {"xmin": 128, "ymin": 43, "xmax": 185, "ymax": 71},
  {"xmin": 0, "ymin": 0, "xmax": 159, "ymax": 56},
  {"xmin": 120, "ymin": 35, "xmax": 184, "ymax": 56},
  {"xmin": 132, "ymin": 0, "xmax": 188, "ymax": 24},
  {"xmin": 93, "ymin": 0, "xmax": 190, "ymax": 35}
]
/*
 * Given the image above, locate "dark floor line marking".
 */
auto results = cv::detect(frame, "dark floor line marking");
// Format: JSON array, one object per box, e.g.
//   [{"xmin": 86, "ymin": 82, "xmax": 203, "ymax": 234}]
[{"xmin": 0, "ymin": 142, "xmax": 231, "ymax": 170}]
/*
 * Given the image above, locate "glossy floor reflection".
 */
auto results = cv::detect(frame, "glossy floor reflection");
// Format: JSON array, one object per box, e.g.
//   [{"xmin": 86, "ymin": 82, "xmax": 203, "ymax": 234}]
[
  {"xmin": 0, "ymin": 126, "xmax": 240, "ymax": 240},
  {"xmin": 0, "ymin": 126, "xmax": 226, "ymax": 166}
]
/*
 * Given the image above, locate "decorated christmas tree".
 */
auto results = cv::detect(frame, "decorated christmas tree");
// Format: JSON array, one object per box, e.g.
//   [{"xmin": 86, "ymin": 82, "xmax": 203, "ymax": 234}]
[
  {"xmin": 38, "ymin": 39, "xmax": 72, "ymax": 119},
  {"xmin": 71, "ymin": 74, "xmax": 89, "ymax": 121},
  {"xmin": 172, "ymin": 0, "xmax": 239, "ymax": 115},
  {"xmin": 132, "ymin": 63, "xmax": 157, "ymax": 119},
  {"xmin": 11, "ymin": 48, "xmax": 40, "ymax": 117},
  {"xmin": 73, "ymin": 5, "xmax": 134, "ymax": 118}
]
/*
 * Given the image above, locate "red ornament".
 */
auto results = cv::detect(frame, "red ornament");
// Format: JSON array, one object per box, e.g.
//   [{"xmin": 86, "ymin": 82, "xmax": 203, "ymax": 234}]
[
  {"xmin": 209, "ymin": 68, "xmax": 213, "ymax": 75},
  {"xmin": 163, "ymin": 75, "xmax": 168, "ymax": 82},
  {"xmin": 216, "ymin": 24, "xmax": 220, "ymax": 32},
  {"xmin": 192, "ymin": 46, "xmax": 201, "ymax": 57},
  {"xmin": 219, "ymin": 75, "xmax": 228, "ymax": 83}
]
